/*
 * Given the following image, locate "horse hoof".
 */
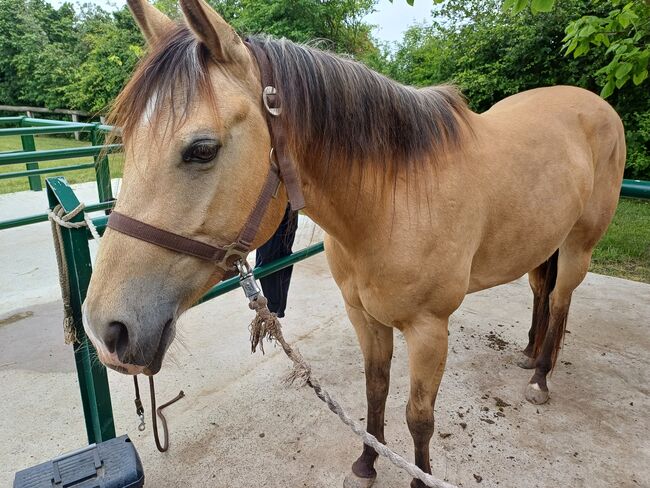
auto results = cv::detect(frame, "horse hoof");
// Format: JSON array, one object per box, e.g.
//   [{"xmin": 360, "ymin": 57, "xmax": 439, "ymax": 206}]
[
  {"xmin": 525, "ymin": 382, "xmax": 549, "ymax": 405},
  {"xmin": 517, "ymin": 354, "xmax": 535, "ymax": 369},
  {"xmin": 343, "ymin": 472, "xmax": 376, "ymax": 488}
]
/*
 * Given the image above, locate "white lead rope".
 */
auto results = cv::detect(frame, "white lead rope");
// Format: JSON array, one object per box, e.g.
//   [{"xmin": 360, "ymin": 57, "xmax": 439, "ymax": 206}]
[{"xmin": 48, "ymin": 203, "xmax": 101, "ymax": 241}]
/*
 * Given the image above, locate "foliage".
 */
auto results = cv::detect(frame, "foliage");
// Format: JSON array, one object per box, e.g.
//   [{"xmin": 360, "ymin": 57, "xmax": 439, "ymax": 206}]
[
  {"xmin": 384, "ymin": 0, "xmax": 649, "ymax": 179},
  {"xmin": 0, "ymin": 0, "xmax": 80, "ymax": 107},
  {"xmin": 210, "ymin": 0, "xmax": 377, "ymax": 56},
  {"xmin": 0, "ymin": 0, "xmax": 379, "ymax": 113},
  {"xmin": 563, "ymin": 0, "xmax": 649, "ymax": 98},
  {"xmin": 65, "ymin": 7, "xmax": 144, "ymax": 113},
  {"xmin": 496, "ymin": 0, "xmax": 650, "ymax": 99},
  {"xmin": 389, "ymin": 0, "xmax": 611, "ymax": 107}
]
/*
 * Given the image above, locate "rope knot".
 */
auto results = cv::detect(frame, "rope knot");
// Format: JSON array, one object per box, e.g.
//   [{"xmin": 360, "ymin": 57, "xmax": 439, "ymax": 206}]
[{"xmin": 249, "ymin": 296, "xmax": 281, "ymax": 354}]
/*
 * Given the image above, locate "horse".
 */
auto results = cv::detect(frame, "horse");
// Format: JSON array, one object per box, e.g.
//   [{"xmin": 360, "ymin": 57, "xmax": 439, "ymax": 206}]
[{"xmin": 81, "ymin": 1, "xmax": 626, "ymax": 486}]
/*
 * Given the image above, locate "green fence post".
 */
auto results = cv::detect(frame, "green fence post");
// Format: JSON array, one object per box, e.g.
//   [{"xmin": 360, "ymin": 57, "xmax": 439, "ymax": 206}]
[
  {"xmin": 20, "ymin": 133, "xmax": 42, "ymax": 191},
  {"xmin": 46, "ymin": 176, "xmax": 116, "ymax": 444},
  {"xmin": 90, "ymin": 124, "xmax": 113, "ymax": 202}
]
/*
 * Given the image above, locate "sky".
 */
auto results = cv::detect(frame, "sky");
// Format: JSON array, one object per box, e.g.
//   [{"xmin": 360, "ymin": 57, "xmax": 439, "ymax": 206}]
[{"xmin": 46, "ymin": 0, "xmax": 435, "ymax": 44}]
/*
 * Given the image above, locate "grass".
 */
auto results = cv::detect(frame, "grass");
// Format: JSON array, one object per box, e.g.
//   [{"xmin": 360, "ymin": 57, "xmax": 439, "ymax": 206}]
[
  {"xmin": 1, "ymin": 134, "xmax": 649, "ymax": 283},
  {"xmin": 0, "ymin": 134, "xmax": 123, "ymax": 194},
  {"xmin": 591, "ymin": 198, "xmax": 650, "ymax": 283}
]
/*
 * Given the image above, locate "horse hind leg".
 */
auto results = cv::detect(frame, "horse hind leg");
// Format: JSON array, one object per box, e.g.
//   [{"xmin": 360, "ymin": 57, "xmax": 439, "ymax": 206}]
[
  {"xmin": 343, "ymin": 304, "xmax": 393, "ymax": 488},
  {"xmin": 517, "ymin": 258, "xmax": 556, "ymax": 370},
  {"xmin": 525, "ymin": 243, "xmax": 592, "ymax": 405}
]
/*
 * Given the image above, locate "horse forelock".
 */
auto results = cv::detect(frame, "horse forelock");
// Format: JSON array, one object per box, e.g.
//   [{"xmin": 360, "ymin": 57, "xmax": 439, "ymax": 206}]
[{"xmin": 108, "ymin": 24, "xmax": 216, "ymax": 146}]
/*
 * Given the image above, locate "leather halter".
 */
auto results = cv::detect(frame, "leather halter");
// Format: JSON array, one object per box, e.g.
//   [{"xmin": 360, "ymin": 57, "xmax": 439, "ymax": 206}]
[{"xmin": 107, "ymin": 42, "xmax": 305, "ymax": 271}]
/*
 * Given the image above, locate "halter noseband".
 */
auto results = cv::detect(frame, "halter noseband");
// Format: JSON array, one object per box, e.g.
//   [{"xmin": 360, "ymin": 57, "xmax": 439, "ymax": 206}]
[{"xmin": 106, "ymin": 42, "xmax": 305, "ymax": 271}]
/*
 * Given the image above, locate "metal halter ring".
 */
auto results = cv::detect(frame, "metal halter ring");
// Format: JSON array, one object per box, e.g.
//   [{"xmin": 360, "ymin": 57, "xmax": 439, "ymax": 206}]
[{"xmin": 263, "ymin": 86, "xmax": 282, "ymax": 116}]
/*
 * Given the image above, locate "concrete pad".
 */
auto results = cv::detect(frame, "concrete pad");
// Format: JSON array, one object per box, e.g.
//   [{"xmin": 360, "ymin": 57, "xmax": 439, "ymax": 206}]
[{"xmin": 0, "ymin": 249, "xmax": 648, "ymax": 487}]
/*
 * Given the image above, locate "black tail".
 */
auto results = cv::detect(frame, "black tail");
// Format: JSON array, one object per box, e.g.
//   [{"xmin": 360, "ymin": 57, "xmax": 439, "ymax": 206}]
[{"xmin": 532, "ymin": 250, "xmax": 561, "ymax": 369}]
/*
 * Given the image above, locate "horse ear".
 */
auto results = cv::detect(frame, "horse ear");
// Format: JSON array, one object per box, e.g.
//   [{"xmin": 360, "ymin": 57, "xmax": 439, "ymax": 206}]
[
  {"xmin": 127, "ymin": 0, "xmax": 174, "ymax": 45},
  {"xmin": 179, "ymin": 0, "xmax": 249, "ymax": 65}
]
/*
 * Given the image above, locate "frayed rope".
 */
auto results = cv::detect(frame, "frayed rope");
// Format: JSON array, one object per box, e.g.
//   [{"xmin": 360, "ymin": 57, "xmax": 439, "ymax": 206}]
[{"xmin": 249, "ymin": 295, "xmax": 311, "ymax": 386}]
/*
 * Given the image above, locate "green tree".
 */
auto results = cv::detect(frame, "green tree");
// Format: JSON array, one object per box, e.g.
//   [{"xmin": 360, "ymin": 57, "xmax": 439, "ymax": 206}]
[
  {"xmin": 386, "ymin": 0, "xmax": 649, "ymax": 178},
  {"xmin": 210, "ymin": 0, "xmax": 378, "ymax": 56},
  {"xmin": 65, "ymin": 6, "xmax": 144, "ymax": 113},
  {"xmin": 563, "ymin": 0, "xmax": 649, "ymax": 98},
  {"xmin": 0, "ymin": 0, "xmax": 81, "ymax": 107},
  {"xmin": 391, "ymin": 0, "xmax": 609, "ymax": 109}
]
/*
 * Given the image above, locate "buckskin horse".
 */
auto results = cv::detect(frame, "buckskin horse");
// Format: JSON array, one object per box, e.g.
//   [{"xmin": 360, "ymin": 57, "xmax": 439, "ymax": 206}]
[{"xmin": 81, "ymin": 1, "xmax": 626, "ymax": 486}]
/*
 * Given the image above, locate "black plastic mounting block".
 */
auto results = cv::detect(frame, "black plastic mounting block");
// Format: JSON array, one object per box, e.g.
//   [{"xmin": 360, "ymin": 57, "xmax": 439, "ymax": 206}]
[{"xmin": 14, "ymin": 435, "xmax": 144, "ymax": 488}]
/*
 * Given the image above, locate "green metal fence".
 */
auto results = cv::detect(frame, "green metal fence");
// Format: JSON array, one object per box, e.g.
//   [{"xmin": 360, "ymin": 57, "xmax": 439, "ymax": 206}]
[{"xmin": 0, "ymin": 116, "xmax": 120, "ymax": 230}]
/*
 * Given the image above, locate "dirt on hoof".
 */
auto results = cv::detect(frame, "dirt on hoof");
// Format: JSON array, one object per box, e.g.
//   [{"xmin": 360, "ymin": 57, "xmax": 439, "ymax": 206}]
[
  {"xmin": 516, "ymin": 354, "xmax": 535, "ymax": 369},
  {"xmin": 525, "ymin": 383, "xmax": 550, "ymax": 405},
  {"xmin": 343, "ymin": 472, "xmax": 376, "ymax": 488}
]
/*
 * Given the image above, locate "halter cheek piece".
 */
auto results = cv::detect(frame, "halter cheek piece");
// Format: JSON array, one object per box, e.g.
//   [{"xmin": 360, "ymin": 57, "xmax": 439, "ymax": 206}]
[{"xmin": 107, "ymin": 42, "xmax": 305, "ymax": 272}]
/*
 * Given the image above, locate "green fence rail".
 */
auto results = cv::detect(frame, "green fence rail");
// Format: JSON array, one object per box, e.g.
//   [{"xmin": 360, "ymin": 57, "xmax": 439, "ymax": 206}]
[
  {"xmin": 621, "ymin": 179, "xmax": 650, "ymax": 199},
  {"xmin": 0, "ymin": 115, "xmax": 120, "ymax": 230},
  {"xmin": 0, "ymin": 115, "xmax": 117, "ymax": 196}
]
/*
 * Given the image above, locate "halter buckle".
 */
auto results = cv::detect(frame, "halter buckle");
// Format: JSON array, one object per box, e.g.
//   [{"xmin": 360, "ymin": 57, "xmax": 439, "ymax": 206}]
[{"xmin": 263, "ymin": 86, "xmax": 282, "ymax": 116}]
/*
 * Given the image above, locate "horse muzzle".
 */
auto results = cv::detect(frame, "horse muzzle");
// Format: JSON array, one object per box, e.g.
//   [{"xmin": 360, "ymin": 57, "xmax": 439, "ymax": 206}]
[{"xmin": 82, "ymin": 302, "xmax": 176, "ymax": 376}]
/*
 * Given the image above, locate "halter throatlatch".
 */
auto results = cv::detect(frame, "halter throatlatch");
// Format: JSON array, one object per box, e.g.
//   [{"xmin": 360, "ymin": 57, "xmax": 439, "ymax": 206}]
[{"xmin": 106, "ymin": 41, "xmax": 305, "ymax": 271}]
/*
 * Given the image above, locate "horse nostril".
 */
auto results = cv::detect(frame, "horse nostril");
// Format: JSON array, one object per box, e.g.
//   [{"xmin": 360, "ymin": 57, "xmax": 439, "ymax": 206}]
[{"xmin": 104, "ymin": 321, "xmax": 129, "ymax": 359}]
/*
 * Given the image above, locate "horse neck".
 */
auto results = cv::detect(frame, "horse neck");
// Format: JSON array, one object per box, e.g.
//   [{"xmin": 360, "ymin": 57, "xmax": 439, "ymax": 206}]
[{"xmin": 296, "ymin": 155, "xmax": 401, "ymax": 249}]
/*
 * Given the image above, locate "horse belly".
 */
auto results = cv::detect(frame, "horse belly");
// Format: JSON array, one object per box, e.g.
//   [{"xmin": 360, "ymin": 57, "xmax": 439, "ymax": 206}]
[{"xmin": 467, "ymin": 156, "xmax": 593, "ymax": 292}]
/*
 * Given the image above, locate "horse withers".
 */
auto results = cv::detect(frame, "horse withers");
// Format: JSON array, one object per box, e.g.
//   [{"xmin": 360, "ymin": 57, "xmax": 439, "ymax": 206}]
[{"xmin": 82, "ymin": 1, "xmax": 626, "ymax": 486}]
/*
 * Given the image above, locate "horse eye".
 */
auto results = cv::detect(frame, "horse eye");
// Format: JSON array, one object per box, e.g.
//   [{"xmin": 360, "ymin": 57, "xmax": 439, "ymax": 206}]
[{"xmin": 182, "ymin": 139, "xmax": 220, "ymax": 164}]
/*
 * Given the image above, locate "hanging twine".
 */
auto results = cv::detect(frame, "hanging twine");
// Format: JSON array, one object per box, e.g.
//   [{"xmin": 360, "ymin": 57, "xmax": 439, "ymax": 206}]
[
  {"xmin": 48, "ymin": 203, "xmax": 100, "ymax": 344},
  {"xmin": 248, "ymin": 296, "xmax": 458, "ymax": 488}
]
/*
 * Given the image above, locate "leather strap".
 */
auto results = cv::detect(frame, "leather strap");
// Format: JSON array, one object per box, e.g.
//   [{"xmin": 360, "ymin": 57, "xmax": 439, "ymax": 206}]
[
  {"xmin": 106, "ymin": 42, "xmax": 303, "ymax": 271},
  {"xmin": 246, "ymin": 41, "xmax": 305, "ymax": 211},
  {"xmin": 108, "ymin": 162, "xmax": 280, "ymax": 270}
]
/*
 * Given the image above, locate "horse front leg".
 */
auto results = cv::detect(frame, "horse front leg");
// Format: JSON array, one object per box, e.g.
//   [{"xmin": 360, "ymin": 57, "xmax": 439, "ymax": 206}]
[
  {"xmin": 403, "ymin": 316, "xmax": 449, "ymax": 488},
  {"xmin": 343, "ymin": 304, "xmax": 394, "ymax": 488}
]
